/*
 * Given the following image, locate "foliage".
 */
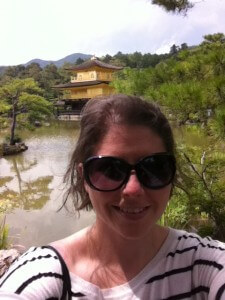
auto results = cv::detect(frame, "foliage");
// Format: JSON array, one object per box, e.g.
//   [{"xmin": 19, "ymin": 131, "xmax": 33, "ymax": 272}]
[
  {"xmin": 112, "ymin": 33, "xmax": 225, "ymax": 137},
  {"xmin": 159, "ymin": 134, "xmax": 225, "ymax": 242},
  {"xmin": 39, "ymin": 64, "xmax": 63, "ymax": 99},
  {"xmin": 151, "ymin": 0, "xmax": 194, "ymax": 14},
  {"xmin": 111, "ymin": 68, "xmax": 152, "ymax": 96},
  {"xmin": 208, "ymin": 105, "xmax": 225, "ymax": 138},
  {"xmin": 173, "ymin": 141, "xmax": 225, "ymax": 241},
  {"xmin": 0, "ymin": 78, "xmax": 53, "ymax": 145},
  {"xmin": 0, "ymin": 63, "xmax": 68, "ymax": 101},
  {"xmin": 75, "ymin": 58, "xmax": 85, "ymax": 65},
  {"xmin": 101, "ymin": 51, "xmax": 170, "ymax": 69},
  {"xmin": 160, "ymin": 191, "xmax": 189, "ymax": 229},
  {"xmin": 170, "ymin": 44, "xmax": 179, "ymax": 55},
  {"xmin": 0, "ymin": 216, "xmax": 9, "ymax": 250},
  {"xmin": 4, "ymin": 134, "xmax": 21, "ymax": 144}
]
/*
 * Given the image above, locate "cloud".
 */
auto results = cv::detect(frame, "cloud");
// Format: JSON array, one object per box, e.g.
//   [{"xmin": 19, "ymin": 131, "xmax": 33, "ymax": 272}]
[{"xmin": 0, "ymin": 0, "xmax": 224, "ymax": 65}]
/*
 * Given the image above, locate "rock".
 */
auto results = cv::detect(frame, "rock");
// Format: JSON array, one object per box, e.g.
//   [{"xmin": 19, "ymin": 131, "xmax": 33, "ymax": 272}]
[
  {"xmin": 0, "ymin": 249, "xmax": 21, "ymax": 277},
  {"xmin": 34, "ymin": 120, "xmax": 41, "ymax": 127},
  {"xmin": 2, "ymin": 143, "xmax": 28, "ymax": 156}
]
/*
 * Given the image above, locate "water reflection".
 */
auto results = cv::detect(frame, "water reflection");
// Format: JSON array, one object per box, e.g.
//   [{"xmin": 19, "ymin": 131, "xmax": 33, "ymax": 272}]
[
  {"xmin": 0, "ymin": 156, "xmax": 53, "ymax": 211},
  {"xmin": 0, "ymin": 121, "xmax": 95, "ymax": 248}
]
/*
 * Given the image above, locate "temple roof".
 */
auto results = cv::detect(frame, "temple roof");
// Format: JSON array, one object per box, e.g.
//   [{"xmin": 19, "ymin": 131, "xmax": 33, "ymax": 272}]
[
  {"xmin": 65, "ymin": 59, "xmax": 123, "ymax": 71},
  {"xmin": 53, "ymin": 80, "xmax": 110, "ymax": 89}
]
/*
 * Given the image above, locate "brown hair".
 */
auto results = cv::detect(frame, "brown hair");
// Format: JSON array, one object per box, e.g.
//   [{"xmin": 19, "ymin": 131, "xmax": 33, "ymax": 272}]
[{"xmin": 62, "ymin": 94, "xmax": 175, "ymax": 211}]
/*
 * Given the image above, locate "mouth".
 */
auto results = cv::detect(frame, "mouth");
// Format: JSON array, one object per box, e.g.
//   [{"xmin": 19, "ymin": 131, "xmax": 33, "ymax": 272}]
[{"xmin": 113, "ymin": 206, "xmax": 149, "ymax": 215}]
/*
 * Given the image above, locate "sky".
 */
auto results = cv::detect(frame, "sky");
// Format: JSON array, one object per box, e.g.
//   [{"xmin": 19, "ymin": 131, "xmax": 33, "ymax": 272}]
[{"xmin": 0, "ymin": 0, "xmax": 225, "ymax": 66}]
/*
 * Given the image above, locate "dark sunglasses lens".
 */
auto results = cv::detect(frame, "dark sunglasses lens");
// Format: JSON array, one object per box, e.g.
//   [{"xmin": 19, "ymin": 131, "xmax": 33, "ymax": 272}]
[
  {"xmin": 86, "ymin": 157, "xmax": 127, "ymax": 191},
  {"xmin": 137, "ymin": 155, "xmax": 175, "ymax": 189}
]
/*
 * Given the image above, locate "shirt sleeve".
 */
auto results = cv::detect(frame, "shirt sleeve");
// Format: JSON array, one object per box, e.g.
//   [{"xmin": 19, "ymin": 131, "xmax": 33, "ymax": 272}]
[
  {"xmin": 198, "ymin": 238, "xmax": 225, "ymax": 300},
  {"xmin": 208, "ymin": 271, "xmax": 225, "ymax": 300},
  {"xmin": 0, "ymin": 246, "xmax": 64, "ymax": 300}
]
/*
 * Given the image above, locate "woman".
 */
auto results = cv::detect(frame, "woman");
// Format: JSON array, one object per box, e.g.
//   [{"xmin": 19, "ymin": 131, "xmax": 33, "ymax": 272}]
[{"xmin": 0, "ymin": 94, "xmax": 225, "ymax": 299}]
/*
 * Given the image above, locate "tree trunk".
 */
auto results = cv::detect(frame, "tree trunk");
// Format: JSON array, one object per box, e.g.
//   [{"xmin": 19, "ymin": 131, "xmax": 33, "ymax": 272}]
[
  {"xmin": 10, "ymin": 105, "xmax": 17, "ymax": 145},
  {"xmin": 12, "ymin": 158, "xmax": 22, "ymax": 194}
]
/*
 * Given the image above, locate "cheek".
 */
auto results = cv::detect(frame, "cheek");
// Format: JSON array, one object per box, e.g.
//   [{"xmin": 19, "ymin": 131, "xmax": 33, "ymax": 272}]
[
  {"xmin": 150, "ymin": 185, "xmax": 171, "ymax": 204},
  {"xmin": 83, "ymin": 183, "xmax": 99, "ymax": 208},
  {"xmin": 162, "ymin": 186, "xmax": 172, "ymax": 202}
]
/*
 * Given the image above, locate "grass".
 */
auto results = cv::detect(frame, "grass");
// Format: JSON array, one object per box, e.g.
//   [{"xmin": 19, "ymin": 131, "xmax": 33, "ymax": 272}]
[{"xmin": 0, "ymin": 216, "xmax": 9, "ymax": 250}]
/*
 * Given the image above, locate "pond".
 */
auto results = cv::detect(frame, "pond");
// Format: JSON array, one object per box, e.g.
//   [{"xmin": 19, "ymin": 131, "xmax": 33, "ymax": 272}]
[
  {"xmin": 0, "ymin": 121, "xmax": 95, "ymax": 249},
  {"xmin": 0, "ymin": 121, "xmax": 209, "ymax": 250}
]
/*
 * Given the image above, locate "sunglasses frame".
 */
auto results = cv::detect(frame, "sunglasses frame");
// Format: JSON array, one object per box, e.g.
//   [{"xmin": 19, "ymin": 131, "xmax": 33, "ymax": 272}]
[{"xmin": 83, "ymin": 153, "xmax": 176, "ymax": 192}]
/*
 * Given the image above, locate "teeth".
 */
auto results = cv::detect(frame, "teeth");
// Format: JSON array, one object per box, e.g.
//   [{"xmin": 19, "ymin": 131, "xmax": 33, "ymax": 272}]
[{"xmin": 119, "ymin": 207, "xmax": 146, "ymax": 214}]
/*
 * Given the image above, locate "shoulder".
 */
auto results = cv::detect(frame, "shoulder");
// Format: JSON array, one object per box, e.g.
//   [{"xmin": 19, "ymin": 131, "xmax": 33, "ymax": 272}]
[
  {"xmin": 50, "ymin": 227, "xmax": 91, "ymax": 269},
  {"xmin": 167, "ymin": 228, "xmax": 225, "ymax": 260},
  {"xmin": 166, "ymin": 229, "xmax": 225, "ymax": 299},
  {"xmin": 0, "ymin": 246, "xmax": 64, "ymax": 299},
  {"xmin": 166, "ymin": 228, "xmax": 225, "ymax": 266}
]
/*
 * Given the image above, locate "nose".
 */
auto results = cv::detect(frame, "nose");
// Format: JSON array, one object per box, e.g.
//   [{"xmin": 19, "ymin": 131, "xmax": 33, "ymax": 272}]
[{"xmin": 122, "ymin": 171, "xmax": 143, "ymax": 196}]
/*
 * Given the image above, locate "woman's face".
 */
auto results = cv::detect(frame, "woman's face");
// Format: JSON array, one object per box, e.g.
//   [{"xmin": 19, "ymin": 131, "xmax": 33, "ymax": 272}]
[{"xmin": 84, "ymin": 124, "xmax": 172, "ymax": 240}]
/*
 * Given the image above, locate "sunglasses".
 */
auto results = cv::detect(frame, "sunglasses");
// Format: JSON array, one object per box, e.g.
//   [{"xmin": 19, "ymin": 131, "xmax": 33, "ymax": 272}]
[{"xmin": 83, "ymin": 153, "xmax": 176, "ymax": 192}]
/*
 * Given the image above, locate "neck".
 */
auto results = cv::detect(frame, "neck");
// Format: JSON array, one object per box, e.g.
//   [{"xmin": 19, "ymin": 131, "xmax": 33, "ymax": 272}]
[{"xmin": 87, "ymin": 222, "xmax": 169, "ymax": 272}]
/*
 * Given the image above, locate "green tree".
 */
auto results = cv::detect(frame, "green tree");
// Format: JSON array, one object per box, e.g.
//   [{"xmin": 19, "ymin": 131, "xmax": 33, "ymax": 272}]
[
  {"xmin": 112, "ymin": 68, "xmax": 151, "ymax": 96},
  {"xmin": 128, "ymin": 52, "xmax": 143, "ymax": 68},
  {"xmin": 58, "ymin": 63, "xmax": 72, "ymax": 84},
  {"xmin": 112, "ymin": 42, "xmax": 225, "ymax": 141},
  {"xmin": 0, "ymin": 78, "xmax": 53, "ymax": 145},
  {"xmin": 39, "ymin": 64, "xmax": 63, "ymax": 99},
  {"xmin": 75, "ymin": 58, "xmax": 85, "ymax": 65},
  {"xmin": 201, "ymin": 33, "xmax": 225, "ymax": 77},
  {"xmin": 147, "ymin": 80, "xmax": 205, "ymax": 124},
  {"xmin": 24, "ymin": 63, "xmax": 42, "ymax": 82},
  {"xmin": 101, "ymin": 54, "xmax": 112, "ymax": 63},
  {"xmin": 151, "ymin": 0, "xmax": 194, "ymax": 14},
  {"xmin": 174, "ymin": 142, "xmax": 225, "ymax": 241},
  {"xmin": 202, "ymin": 33, "xmax": 225, "ymax": 45},
  {"xmin": 170, "ymin": 44, "xmax": 179, "ymax": 55},
  {"xmin": 3, "ymin": 65, "xmax": 26, "ymax": 79},
  {"xmin": 180, "ymin": 43, "xmax": 188, "ymax": 50}
]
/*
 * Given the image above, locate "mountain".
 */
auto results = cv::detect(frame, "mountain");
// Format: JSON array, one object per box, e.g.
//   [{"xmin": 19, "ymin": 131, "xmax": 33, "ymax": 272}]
[
  {"xmin": 24, "ymin": 53, "xmax": 92, "ymax": 68},
  {"xmin": 0, "ymin": 67, "xmax": 6, "ymax": 75},
  {"xmin": 0, "ymin": 53, "xmax": 93, "ymax": 73}
]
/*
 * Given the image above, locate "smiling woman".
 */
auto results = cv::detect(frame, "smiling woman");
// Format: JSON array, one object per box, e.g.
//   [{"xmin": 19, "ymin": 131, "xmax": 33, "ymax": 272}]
[{"xmin": 0, "ymin": 94, "xmax": 225, "ymax": 299}]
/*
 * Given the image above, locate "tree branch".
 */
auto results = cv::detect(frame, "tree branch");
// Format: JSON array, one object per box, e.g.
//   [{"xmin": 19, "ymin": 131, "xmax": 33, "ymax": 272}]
[{"xmin": 183, "ymin": 152, "xmax": 215, "ymax": 201}]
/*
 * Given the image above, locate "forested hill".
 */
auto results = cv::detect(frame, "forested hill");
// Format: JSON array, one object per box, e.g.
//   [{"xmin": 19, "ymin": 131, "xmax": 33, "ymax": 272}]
[
  {"xmin": 0, "ymin": 53, "xmax": 92, "ymax": 73},
  {"xmin": 24, "ymin": 53, "xmax": 92, "ymax": 68},
  {"xmin": 0, "ymin": 42, "xmax": 194, "ymax": 74},
  {"xmin": 0, "ymin": 67, "xmax": 5, "ymax": 75}
]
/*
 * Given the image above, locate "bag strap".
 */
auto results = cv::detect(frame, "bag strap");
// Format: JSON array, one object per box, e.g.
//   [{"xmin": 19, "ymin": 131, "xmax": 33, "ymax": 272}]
[{"xmin": 44, "ymin": 245, "xmax": 72, "ymax": 300}]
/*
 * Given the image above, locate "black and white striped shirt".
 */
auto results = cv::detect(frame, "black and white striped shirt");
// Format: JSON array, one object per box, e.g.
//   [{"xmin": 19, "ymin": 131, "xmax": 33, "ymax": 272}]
[{"xmin": 0, "ymin": 228, "xmax": 225, "ymax": 299}]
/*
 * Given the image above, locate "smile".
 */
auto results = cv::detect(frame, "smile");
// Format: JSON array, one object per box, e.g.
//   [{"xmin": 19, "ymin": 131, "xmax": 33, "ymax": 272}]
[{"xmin": 113, "ymin": 206, "xmax": 149, "ymax": 214}]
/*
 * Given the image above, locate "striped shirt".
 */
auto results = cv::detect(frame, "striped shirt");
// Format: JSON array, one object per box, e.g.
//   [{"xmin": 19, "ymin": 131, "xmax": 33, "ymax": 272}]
[{"xmin": 0, "ymin": 228, "xmax": 225, "ymax": 299}]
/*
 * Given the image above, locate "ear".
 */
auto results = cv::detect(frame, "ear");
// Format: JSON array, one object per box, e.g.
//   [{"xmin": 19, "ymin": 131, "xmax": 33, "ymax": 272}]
[{"xmin": 78, "ymin": 163, "xmax": 89, "ymax": 194}]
